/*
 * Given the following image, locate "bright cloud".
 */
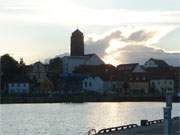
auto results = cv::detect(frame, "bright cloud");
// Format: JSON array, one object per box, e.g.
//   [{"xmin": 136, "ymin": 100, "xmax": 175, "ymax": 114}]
[{"xmin": 0, "ymin": 0, "xmax": 180, "ymax": 25}]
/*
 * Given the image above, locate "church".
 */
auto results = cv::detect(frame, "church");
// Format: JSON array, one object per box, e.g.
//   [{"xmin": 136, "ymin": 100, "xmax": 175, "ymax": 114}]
[{"xmin": 62, "ymin": 29, "xmax": 104, "ymax": 73}]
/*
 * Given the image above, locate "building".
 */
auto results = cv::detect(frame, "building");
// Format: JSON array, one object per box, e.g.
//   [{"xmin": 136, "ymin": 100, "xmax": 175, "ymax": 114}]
[
  {"xmin": 62, "ymin": 54, "xmax": 104, "ymax": 73},
  {"xmin": 173, "ymin": 67, "xmax": 180, "ymax": 95},
  {"xmin": 117, "ymin": 63, "xmax": 145, "ymax": 73},
  {"xmin": 8, "ymin": 77, "xmax": 30, "ymax": 94},
  {"xmin": 74, "ymin": 64, "xmax": 116, "ymax": 75},
  {"xmin": 83, "ymin": 76, "xmax": 104, "ymax": 93},
  {"xmin": 117, "ymin": 63, "xmax": 148, "ymax": 95},
  {"xmin": 28, "ymin": 62, "xmax": 48, "ymax": 83},
  {"xmin": 71, "ymin": 29, "xmax": 84, "ymax": 56},
  {"xmin": 144, "ymin": 58, "xmax": 169, "ymax": 68},
  {"xmin": 128, "ymin": 73, "xmax": 149, "ymax": 95},
  {"xmin": 82, "ymin": 75, "xmax": 117, "ymax": 93},
  {"xmin": 59, "ymin": 73, "xmax": 87, "ymax": 94},
  {"xmin": 63, "ymin": 29, "xmax": 104, "ymax": 73},
  {"xmin": 146, "ymin": 68, "xmax": 175, "ymax": 95}
]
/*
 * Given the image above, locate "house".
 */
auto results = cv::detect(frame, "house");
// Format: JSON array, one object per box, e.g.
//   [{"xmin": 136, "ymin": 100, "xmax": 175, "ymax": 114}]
[
  {"xmin": 117, "ymin": 63, "xmax": 145, "ymax": 73},
  {"xmin": 28, "ymin": 61, "xmax": 48, "ymax": 83},
  {"xmin": 116, "ymin": 63, "xmax": 148, "ymax": 95},
  {"xmin": 83, "ymin": 76, "xmax": 105, "ymax": 93},
  {"xmin": 146, "ymin": 68, "xmax": 175, "ymax": 95},
  {"xmin": 8, "ymin": 77, "xmax": 30, "ymax": 94},
  {"xmin": 144, "ymin": 58, "xmax": 170, "ymax": 68},
  {"xmin": 62, "ymin": 54, "xmax": 104, "ymax": 73},
  {"xmin": 128, "ymin": 73, "xmax": 149, "ymax": 94},
  {"xmin": 59, "ymin": 73, "xmax": 87, "ymax": 94},
  {"xmin": 173, "ymin": 67, "xmax": 180, "ymax": 95},
  {"xmin": 82, "ymin": 74, "xmax": 119, "ymax": 93}
]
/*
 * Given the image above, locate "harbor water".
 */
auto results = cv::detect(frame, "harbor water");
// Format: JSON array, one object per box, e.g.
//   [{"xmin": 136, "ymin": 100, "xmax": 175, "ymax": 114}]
[{"xmin": 0, "ymin": 102, "xmax": 180, "ymax": 135}]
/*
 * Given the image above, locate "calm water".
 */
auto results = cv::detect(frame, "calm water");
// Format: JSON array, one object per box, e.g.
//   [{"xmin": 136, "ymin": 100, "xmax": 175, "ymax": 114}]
[{"xmin": 0, "ymin": 102, "xmax": 180, "ymax": 135}]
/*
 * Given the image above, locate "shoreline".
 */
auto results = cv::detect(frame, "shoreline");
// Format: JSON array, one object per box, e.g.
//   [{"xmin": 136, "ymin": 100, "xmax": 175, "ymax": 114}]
[{"xmin": 1, "ymin": 96, "xmax": 180, "ymax": 104}]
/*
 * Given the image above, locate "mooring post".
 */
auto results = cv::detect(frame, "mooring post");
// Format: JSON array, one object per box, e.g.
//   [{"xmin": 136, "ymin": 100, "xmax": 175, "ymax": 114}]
[{"xmin": 164, "ymin": 91, "xmax": 172, "ymax": 135}]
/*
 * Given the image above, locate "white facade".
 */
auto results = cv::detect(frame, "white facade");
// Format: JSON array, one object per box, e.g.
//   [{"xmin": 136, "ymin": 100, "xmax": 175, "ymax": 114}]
[
  {"xmin": 82, "ymin": 76, "xmax": 118, "ymax": 93},
  {"xmin": 150, "ymin": 80, "xmax": 174, "ymax": 94},
  {"xmin": 8, "ymin": 83, "xmax": 30, "ymax": 94},
  {"xmin": 83, "ymin": 77, "xmax": 104, "ymax": 93},
  {"xmin": 62, "ymin": 54, "xmax": 104, "ymax": 73}
]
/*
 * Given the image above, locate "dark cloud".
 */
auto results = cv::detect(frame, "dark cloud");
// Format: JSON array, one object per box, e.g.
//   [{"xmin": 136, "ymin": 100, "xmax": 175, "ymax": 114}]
[
  {"xmin": 113, "ymin": 45, "xmax": 180, "ymax": 66},
  {"xmin": 85, "ymin": 29, "xmax": 180, "ymax": 66},
  {"xmin": 127, "ymin": 30, "xmax": 156, "ymax": 42}
]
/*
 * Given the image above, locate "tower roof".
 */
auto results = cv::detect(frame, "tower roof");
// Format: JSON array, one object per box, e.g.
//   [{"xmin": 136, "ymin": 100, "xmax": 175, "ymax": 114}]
[{"xmin": 72, "ymin": 29, "xmax": 83, "ymax": 36}]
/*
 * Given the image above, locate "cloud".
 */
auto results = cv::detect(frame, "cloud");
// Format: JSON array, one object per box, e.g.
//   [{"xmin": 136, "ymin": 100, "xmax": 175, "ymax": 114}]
[
  {"xmin": 85, "ymin": 26, "xmax": 180, "ymax": 66},
  {"xmin": 127, "ymin": 30, "xmax": 156, "ymax": 42},
  {"xmin": 0, "ymin": 0, "xmax": 180, "ymax": 25}
]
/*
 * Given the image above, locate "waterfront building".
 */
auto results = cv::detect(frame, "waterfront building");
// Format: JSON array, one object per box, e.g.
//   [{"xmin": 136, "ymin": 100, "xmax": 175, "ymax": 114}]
[
  {"xmin": 62, "ymin": 29, "xmax": 104, "ymax": 73},
  {"xmin": 28, "ymin": 61, "xmax": 48, "ymax": 83},
  {"xmin": 59, "ymin": 73, "xmax": 87, "ymax": 94},
  {"xmin": 82, "ymin": 75, "xmax": 118, "ymax": 93},
  {"xmin": 62, "ymin": 54, "xmax": 104, "ymax": 73},
  {"xmin": 117, "ymin": 63, "xmax": 145, "ymax": 73},
  {"xmin": 146, "ymin": 67, "xmax": 175, "ymax": 95},
  {"xmin": 116, "ymin": 63, "xmax": 148, "ymax": 95},
  {"xmin": 8, "ymin": 77, "xmax": 30, "ymax": 94}
]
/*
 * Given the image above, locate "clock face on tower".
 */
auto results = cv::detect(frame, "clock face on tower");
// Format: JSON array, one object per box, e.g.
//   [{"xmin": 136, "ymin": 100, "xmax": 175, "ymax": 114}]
[{"xmin": 70, "ymin": 29, "xmax": 84, "ymax": 56}]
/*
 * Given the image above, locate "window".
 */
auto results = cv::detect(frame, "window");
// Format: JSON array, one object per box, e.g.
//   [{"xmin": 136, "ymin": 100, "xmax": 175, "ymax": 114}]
[
  {"xmin": 113, "ymin": 84, "xmax": 116, "ymax": 89},
  {"xmin": 89, "ymin": 82, "xmax": 92, "ymax": 87},
  {"xmin": 164, "ymin": 80, "xmax": 167, "ymax": 84},
  {"xmin": 169, "ymin": 81, "xmax": 172, "ymax": 85},
  {"xmin": 84, "ymin": 82, "xmax": 87, "ymax": 87},
  {"xmin": 11, "ymin": 84, "xmax": 14, "ymax": 87}
]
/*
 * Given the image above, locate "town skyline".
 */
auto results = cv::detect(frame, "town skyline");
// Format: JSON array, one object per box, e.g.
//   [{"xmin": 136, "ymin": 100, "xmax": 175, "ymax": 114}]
[{"xmin": 0, "ymin": 0, "xmax": 180, "ymax": 65}]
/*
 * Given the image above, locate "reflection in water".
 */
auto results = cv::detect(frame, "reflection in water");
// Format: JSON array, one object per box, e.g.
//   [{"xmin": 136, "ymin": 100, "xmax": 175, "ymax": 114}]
[{"xmin": 0, "ymin": 102, "xmax": 180, "ymax": 135}]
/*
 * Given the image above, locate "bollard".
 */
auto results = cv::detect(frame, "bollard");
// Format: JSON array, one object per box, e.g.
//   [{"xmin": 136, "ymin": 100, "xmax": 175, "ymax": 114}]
[
  {"xmin": 163, "ymin": 90, "xmax": 173, "ymax": 135},
  {"xmin": 141, "ymin": 120, "xmax": 148, "ymax": 126},
  {"xmin": 164, "ymin": 107, "xmax": 172, "ymax": 135}
]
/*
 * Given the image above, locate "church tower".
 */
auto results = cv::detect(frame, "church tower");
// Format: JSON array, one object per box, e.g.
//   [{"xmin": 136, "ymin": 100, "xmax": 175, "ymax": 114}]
[{"xmin": 70, "ymin": 29, "xmax": 84, "ymax": 56}]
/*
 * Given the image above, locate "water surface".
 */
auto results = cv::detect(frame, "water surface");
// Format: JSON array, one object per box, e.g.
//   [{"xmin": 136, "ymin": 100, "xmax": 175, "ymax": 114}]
[{"xmin": 0, "ymin": 102, "xmax": 180, "ymax": 135}]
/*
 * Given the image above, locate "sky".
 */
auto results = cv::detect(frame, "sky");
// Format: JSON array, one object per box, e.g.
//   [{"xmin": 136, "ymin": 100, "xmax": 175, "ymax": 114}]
[{"xmin": 0, "ymin": 0, "xmax": 180, "ymax": 66}]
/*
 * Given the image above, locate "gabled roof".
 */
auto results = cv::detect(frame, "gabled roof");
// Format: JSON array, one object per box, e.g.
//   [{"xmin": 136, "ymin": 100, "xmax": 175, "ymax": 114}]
[
  {"xmin": 148, "ymin": 58, "xmax": 169, "ymax": 67},
  {"xmin": 117, "ymin": 63, "xmax": 139, "ymax": 72},
  {"xmin": 145, "ymin": 67, "xmax": 174, "ymax": 79}
]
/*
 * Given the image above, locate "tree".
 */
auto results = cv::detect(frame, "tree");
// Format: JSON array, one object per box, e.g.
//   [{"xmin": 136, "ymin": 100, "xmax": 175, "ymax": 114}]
[
  {"xmin": 1, "ymin": 54, "xmax": 19, "ymax": 75},
  {"xmin": 1, "ymin": 54, "xmax": 19, "ymax": 93}
]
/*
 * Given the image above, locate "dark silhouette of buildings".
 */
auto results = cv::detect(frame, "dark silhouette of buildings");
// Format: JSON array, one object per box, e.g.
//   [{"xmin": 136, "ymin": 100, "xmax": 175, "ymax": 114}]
[{"xmin": 70, "ymin": 29, "xmax": 84, "ymax": 56}]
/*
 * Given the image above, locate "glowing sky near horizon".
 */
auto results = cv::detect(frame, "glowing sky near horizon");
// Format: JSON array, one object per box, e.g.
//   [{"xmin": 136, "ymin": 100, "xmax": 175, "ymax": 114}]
[{"xmin": 0, "ymin": 0, "xmax": 180, "ymax": 65}]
